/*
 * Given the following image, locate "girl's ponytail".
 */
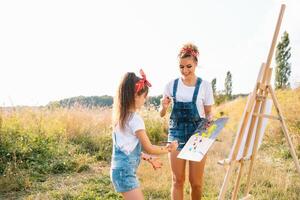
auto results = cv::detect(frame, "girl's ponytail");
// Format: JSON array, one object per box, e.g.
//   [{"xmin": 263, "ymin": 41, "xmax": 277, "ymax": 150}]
[{"xmin": 113, "ymin": 71, "xmax": 150, "ymax": 130}]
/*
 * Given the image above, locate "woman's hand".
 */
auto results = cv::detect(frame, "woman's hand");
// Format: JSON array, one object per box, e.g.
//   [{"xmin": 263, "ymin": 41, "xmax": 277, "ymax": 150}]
[
  {"xmin": 159, "ymin": 96, "xmax": 172, "ymax": 117},
  {"xmin": 161, "ymin": 96, "xmax": 171, "ymax": 109},
  {"xmin": 204, "ymin": 105, "xmax": 213, "ymax": 122},
  {"xmin": 206, "ymin": 113, "xmax": 213, "ymax": 122},
  {"xmin": 166, "ymin": 140, "xmax": 178, "ymax": 152}
]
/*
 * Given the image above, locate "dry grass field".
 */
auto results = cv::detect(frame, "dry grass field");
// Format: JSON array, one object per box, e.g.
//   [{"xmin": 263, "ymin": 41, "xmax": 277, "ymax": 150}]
[{"xmin": 0, "ymin": 89, "xmax": 299, "ymax": 199}]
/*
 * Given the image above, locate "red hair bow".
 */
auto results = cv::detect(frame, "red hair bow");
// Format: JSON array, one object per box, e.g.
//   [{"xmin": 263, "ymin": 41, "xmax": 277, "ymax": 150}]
[
  {"xmin": 135, "ymin": 69, "xmax": 152, "ymax": 93},
  {"xmin": 181, "ymin": 47, "xmax": 199, "ymax": 58}
]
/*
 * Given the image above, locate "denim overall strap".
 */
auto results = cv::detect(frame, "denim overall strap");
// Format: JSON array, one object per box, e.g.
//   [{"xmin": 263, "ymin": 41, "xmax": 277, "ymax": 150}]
[
  {"xmin": 172, "ymin": 78, "xmax": 179, "ymax": 103},
  {"xmin": 112, "ymin": 130, "xmax": 120, "ymax": 149},
  {"xmin": 168, "ymin": 77, "xmax": 204, "ymax": 149},
  {"xmin": 111, "ymin": 131, "xmax": 142, "ymax": 169},
  {"xmin": 110, "ymin": 129, "xmax": 142, "ymax": 193},
  {"xmin": 192, "ymin": 77, "xmax": 202, "ymax": 103}
]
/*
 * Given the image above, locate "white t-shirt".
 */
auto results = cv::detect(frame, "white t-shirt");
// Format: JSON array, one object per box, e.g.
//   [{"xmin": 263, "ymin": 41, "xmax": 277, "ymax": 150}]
[
  {"xmin": 114, "ymin": 112, "xmax": 145, "ymax": 155},
  {"xmin": 163, "ymin": 78, "xmax": 214, "ymax": 118}
]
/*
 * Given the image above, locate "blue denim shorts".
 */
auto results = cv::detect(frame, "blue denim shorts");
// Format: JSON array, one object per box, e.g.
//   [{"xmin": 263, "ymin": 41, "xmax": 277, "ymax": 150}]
[
  {"xmin": 110, "ymin": 167, "xmax": 139, "ymax": 193},
  {"xmin": 168, "ymin": 122, "xmax": 196, "ymax": 150}
]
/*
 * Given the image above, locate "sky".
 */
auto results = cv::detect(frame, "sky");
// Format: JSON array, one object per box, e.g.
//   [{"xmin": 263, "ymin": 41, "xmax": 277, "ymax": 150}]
[{"xmin": 0, "ymin": 0, "xmax": 299, "ymax": 106}]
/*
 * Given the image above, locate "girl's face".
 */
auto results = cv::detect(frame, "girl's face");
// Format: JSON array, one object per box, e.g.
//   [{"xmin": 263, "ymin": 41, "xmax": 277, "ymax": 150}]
[
  {"xmin": 179, "ymin": 57, "xmax": 197, "ymax": 78},
  {"xmin": 135, "ymin": 92, "xmax": 147, "ymax": 110}
]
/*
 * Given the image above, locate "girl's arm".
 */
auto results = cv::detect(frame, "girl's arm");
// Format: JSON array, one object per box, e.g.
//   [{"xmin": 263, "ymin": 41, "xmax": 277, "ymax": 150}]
[
  {"xmin": 141, "ymin": 152, "xmax": 162, "ymax": 170},
  {"xmin": 136, "ymin": 129, "xmax": 178, "ymax": 155}
]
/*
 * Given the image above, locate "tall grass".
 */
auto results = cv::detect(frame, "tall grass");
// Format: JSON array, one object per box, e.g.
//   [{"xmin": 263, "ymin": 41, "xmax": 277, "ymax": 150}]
[
  {"xmin": 0, "ymin": 105, "xmax": 168, "ymax": 198},
  {"xmin": 0, "ymin": 106, "xmax": 112, "ymax": 193},
  {"xmin": 138, "ymin": 89, "xmax": 300, "ymax": 199},
  {"xmin": 0, "ymin": 89, "xmax": 299, "ymax": 199}
]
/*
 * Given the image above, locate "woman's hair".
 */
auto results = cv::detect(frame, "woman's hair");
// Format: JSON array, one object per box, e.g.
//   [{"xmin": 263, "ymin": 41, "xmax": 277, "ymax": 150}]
[
  {"xmin": 112, "ymin": 72, "xmax": 149, "ymax": 130},
  {"xmin": 178, "ymin": 43, "xmax": 199, "ymax": 62}
]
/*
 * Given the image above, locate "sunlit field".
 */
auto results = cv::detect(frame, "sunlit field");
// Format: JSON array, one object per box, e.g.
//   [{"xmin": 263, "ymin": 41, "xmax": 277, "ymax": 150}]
[{"xmin": 1, "ymin": 89, "xmax": 300, "ymax": 199}]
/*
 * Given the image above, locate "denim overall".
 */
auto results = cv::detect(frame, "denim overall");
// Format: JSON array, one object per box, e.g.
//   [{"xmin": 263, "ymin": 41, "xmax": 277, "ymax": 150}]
[
  {"xmin": 110, "ymin": 131, "xmax": 141, "ymax": 192},
  {"xmin": 168, "ymin": 77, "xmax": 203, "ymax": 150}
]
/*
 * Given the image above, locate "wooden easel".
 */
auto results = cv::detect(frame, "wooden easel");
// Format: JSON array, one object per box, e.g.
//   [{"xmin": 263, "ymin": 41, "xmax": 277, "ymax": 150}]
[{"xmin": 218, "ymin": 4, "xmax": 300, "ymax": 200}]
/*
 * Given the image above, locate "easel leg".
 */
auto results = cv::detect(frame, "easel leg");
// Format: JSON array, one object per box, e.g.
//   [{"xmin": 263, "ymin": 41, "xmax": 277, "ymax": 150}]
[
  {"xmin": 218, "ymin": 164, "xmax": 235, "ymax": 200},
  {"xmin": 219, "ymin": 96, "xmax": 256, "ymax": 200},
  {"xmin": 231, "ymin": 161, "xmax": 245, "ymax": 200},
  {"xmin": 268, "ymin": 86, "xmax": 300, "ymax": 175},
  {"xmin": 244, "ymin": 155, "xmax": 255, "ymax": 195},
  {"xmin": 244, "ymin": 90, "xmax": 269, "ymax": 195}
]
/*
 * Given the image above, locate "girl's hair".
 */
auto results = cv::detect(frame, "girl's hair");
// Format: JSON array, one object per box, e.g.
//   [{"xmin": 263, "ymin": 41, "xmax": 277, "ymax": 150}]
[
  {"xmin": 112, "ymin": 72, "xmax": 149, "ymax": 130},
  {"xmin": 178, "ymin": 43, "xmax": 199, "ymax": 62}
]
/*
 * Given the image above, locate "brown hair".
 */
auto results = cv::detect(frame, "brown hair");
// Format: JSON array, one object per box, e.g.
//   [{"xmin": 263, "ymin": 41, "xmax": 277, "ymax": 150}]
[
  {"xmin": 178, "ymin": 43, "xmax": 199, "ymax": 62},
  {"xmin": 112, "ymin": 72, "xmax": 149, "ymax": 130}
]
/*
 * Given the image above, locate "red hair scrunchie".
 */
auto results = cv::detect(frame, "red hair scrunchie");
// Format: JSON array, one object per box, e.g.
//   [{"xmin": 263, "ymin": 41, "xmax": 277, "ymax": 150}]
[
  {"xmin": 135, "ymin": 69, "xmax": 152, "ymax": 93},
  {"xmin": 181, "ymin": 47, "xmax": 199, "ymax": 58}
]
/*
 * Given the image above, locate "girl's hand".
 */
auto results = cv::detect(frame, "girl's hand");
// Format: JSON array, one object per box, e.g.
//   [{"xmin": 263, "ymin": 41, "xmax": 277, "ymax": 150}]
[
  {"xmin": 149, "ymin": 157, "xmax": 162, "ymax": 170},
  {"xmin": 160, "ymin": 96, "xmax": 171, "ymax": 109},
  {"xmin": 141, "ymin": 153, "xmax": 162, "ymax": 170},
  {"xmin": 166, "ymin": 140, "xmax": 178, "ymax": 152}
]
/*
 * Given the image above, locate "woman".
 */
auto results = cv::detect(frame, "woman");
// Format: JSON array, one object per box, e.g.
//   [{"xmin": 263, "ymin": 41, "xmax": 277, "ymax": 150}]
[{"xmin": 160, "ymin": 43, "xmax": 214, "ymax": 200}]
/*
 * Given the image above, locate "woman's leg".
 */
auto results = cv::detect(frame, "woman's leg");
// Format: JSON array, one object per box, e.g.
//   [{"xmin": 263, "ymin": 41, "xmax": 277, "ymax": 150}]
[
  {"xmin": 169, "ymin": 151, "xmax": 186, "ymax": 200},
  {"xmin": 188, "ymin": 155, "xmax": 207, "ymax": 200},
  {"xmin": 122, "ymin": 188, "xmax": 144, "ymax": 200}
]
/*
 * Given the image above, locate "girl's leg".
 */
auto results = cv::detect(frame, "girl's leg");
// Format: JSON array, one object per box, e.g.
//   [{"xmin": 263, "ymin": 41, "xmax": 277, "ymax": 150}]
[
  {"xmin": 122, "ymin": 188, "xmax": 144, "ymax": 200},
  {"xmin": 188, "ymin": 155, "xmax": 207, "ymax": 200},
  {"xmin": 169, "ymin": 151, "xmax": 186, "ymax": 200}
]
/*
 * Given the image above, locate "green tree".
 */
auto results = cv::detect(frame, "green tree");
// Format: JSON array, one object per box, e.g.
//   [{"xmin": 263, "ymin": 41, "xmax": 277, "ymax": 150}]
[
  {"xmin": 146, "ymin": 95, "xmax": 162, "ymax": 108},
  {"xmin": 225, "ymin": 71, "xmax": 232, "ymax": 100},
  {"xmin": 275, "ymin": 31, "xmax": 291, "ymax": 89},
  {"xmin": 211, "ymin": 78, "xmax": 217, "ymax": 96},
  {"xmin": 48, "ymin": 95, "xmax": 114, "ymax": 108}
]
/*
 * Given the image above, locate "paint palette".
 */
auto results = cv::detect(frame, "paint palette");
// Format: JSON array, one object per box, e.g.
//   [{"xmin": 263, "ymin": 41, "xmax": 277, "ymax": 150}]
[{"xmin": 177, "ymin": 117, "xmax": 228, "ymax": 162}]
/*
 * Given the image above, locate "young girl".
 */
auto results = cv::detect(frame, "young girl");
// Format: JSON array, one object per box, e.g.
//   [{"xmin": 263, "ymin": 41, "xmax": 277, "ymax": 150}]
[{"xmin": 110, "ymin": 69, "xmax": 178, "ymax": 200}]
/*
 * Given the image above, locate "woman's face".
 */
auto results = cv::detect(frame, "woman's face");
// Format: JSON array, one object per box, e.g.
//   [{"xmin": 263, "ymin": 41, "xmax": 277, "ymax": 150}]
[{"xmin": 179, "ymin": 57, "xmax": 197, "ymax": 78}]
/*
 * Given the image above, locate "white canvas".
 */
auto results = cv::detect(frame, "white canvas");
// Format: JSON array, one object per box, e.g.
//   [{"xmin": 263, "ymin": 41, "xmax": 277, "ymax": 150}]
[{"xmin": 228, "ymin": 98, "xmax": 273, "ymax": 161}]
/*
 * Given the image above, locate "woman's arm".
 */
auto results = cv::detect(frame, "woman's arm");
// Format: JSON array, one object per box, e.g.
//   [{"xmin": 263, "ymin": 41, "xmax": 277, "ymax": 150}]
[
  {"xmin": 159, "ymin": 106, "xmax": 167, "ymax": 117},
  {"xmin": 204, "ymin": 105, "xmax": 213, "ymax": 121},
  {"xmin": 136, "ymin": 129, "xmax": 177, "ymax": 154},
  {"xmin": 159, "ymin": 96, "xmax": 171, "ymax": 117}
]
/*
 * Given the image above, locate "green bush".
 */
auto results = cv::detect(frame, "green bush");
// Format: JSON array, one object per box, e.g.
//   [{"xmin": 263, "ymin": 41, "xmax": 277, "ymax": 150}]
[
  {"xmin": 0, "ymin": 121, "xmax": 81, "ymax": 192},
  {"xmin": 144, "ymin": 189, "xmax": 170, "ymax": 200},
  {"xmin": 0, "ymin": 130, "xmax": 54, "ymax": 176},
  {"xmin": 75, "ymin": 176, "xmax": 121, "ymax": 200},
  {"xmin": 70, "ymin": 134, "xmax": 101, "ymax": 155},
  {"xmin": 77, "ymin": 164, "xmax": 90, "ymax": 173},
  {"xmin": 144, "ymin": 118, "xmax": 167, "ymax": 144},
  {"xmin": 0, "ymin": 165, "xmax": 31, "ymax": 192},
  {"xmin": 280, "ymin": 148, "xmax": 292, "ymax": 159},
  {"xmin": 51, "ymin": 159, "xmax": 78, "ymax": 174},
  {"xmin": 96, "ymin": 136, "xmax": 112, "ymax": 162}
]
